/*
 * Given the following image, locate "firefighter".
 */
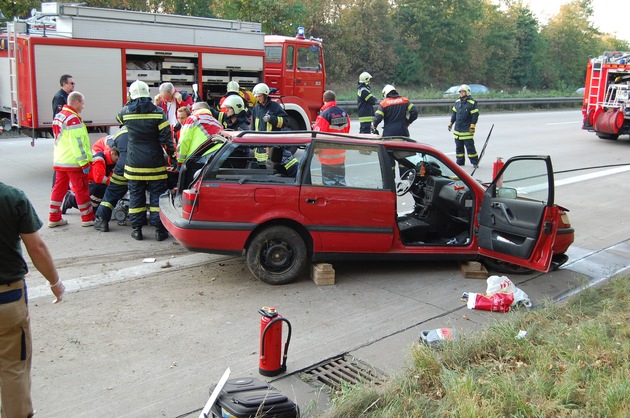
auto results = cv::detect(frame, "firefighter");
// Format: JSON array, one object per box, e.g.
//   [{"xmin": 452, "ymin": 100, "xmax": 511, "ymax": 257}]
[
  {"xmin": 372, "ymin": 84, "xmax": 418, "ymax": 137},
  {"xmin": 48, "ymin": 91, "xmax": 95, "ymax": 228},
  {"xmin": 154, "ymin": 82, "xmax": 193, "ymax": 127},
  {"xmin": 314, "ymin": 90, "xmax": 350, "ymax": 185},
  {"xmin": 448, "ymin": 84, "xmax": 479, "ymax": 167},
  {"xmin": 221, "ymin": 95, "xmax": 251, "ymax": 131},
  {"xmin": 118, "ymin": 80, "xmax": 176, "ymax": 241},
  {"xmin": 177, "ymin": 102, "xmax": 225, "ymax": 165},
  {"xmin": 357, "ymin": 72, "xmax": 377, "ymax": 134},
  {"xmin": 251, "ymin": 83, "xmax": 290, "ymax": 164},
  {"xmin": 94, "ymin": 127, "xmax": 130, "ymax": 232}
]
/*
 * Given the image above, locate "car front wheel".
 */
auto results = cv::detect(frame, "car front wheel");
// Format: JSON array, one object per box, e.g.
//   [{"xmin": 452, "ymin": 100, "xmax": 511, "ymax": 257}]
[{"xmin": 246, "ymin": 225, "xmax": 307, "ymax": 285}]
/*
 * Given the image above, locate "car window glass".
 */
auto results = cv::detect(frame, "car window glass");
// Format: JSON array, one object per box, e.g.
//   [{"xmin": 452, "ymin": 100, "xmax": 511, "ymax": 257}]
[
  {"xmin": 308, "ymin": 143, "xmax": 383, "ymax": 189},
  {"xmin": 205, "ymin": 144, "xmax": 304, "ymax": 184},
  {"xmin": 496, "ymin": 159, "xmax": 550, "ymax": 203}
]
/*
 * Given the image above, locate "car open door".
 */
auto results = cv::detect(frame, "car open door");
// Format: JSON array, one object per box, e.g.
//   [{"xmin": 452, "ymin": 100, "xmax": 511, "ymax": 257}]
[{"xmin": 477, "ymin": 156, "xmax": 560, "ymax": 272}]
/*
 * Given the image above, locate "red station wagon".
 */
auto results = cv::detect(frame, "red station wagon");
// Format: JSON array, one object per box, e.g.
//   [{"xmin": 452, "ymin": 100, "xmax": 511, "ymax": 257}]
[{"xmin": 160, "ymin": 132, "xmax": 574, "ymax": 284}]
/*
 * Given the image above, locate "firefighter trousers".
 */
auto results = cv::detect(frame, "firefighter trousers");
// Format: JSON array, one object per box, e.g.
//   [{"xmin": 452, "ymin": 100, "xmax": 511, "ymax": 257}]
[
  {"xmin": 454, "ymin": 137, "xmax": 479, "ymax": 166},
  {"xmin": 95, "ymin": 180, "xmax": 128, "ymax": 223},
  {"xmin": 127, "ymin": 179, "xmax": 167, "ymax": 230}
]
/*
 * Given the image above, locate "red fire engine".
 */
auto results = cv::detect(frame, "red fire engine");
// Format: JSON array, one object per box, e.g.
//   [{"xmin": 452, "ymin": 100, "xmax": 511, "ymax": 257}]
[
  {"xmin": 582, "ymin": 51, "xmax": 630, "ymax": 140},
  {"xmin": 0, "ymin": 3, "xmax": 325, "ymax": 138}
]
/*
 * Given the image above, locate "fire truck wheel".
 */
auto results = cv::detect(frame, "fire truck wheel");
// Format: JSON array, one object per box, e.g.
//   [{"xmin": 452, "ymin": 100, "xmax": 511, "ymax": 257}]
[
  {"xmin": 246, "ymin": 225, "xmax": 307, "ymax": 285},
  {"xmin": 596, "ymin": 133, "xmax": 619, "ymax": 140}
]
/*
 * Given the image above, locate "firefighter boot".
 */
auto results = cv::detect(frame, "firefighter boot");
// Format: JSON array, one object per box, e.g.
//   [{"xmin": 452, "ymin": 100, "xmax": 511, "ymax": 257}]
[
  {"xmin": 131, "ymin": 227, "xmax": 143, "ymax": 241},
  {"xmin": 94, "ymin": 217, "xmax": 109, "ymax": 232},
  {"xmin": 155, "ymin": 227, "xmax": 169, "ymax": 242}
]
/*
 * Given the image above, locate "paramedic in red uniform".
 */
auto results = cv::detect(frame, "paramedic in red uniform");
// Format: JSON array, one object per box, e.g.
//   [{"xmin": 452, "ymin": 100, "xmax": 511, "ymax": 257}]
[
  {"xmin": 48, "ymin": 91, "xmax": 95, "ymax": 228},
  {"xmin": 313, "ymin": 90, "xmax": 350, "ymax": 185}
]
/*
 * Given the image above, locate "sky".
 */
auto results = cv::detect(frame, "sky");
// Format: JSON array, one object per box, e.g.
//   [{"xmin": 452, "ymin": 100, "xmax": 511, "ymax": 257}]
[{"xmin": 525, "ymin": 0, "xmax": 629, "ymax": 42}]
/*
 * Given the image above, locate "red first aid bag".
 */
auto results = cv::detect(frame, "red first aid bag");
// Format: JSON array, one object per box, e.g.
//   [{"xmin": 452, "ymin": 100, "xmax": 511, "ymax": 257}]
[{"xmin": 466, "ymin": 292, "xmax": 514, "ymax": 312}]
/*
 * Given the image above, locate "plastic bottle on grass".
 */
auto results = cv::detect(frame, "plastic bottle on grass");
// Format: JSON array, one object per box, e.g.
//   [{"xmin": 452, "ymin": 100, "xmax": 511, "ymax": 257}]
[{"xmin": 419, "ymin": 328, "xmax": 457, "ymax": 347}]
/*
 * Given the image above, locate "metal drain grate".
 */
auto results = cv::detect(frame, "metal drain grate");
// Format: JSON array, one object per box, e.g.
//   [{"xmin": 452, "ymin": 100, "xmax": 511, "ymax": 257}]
[{"xmin": 303, "ymin": 354, "xmax": 388, "ymax": 391}]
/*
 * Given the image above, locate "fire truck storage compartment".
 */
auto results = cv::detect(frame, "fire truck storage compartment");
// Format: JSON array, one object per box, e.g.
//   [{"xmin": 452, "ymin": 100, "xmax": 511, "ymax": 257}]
[
  {"xmin": 201, "ymin": 53, "xmax": 263, "ymax": 101},
  {"xmin": 125, "ymin": 49, "xmax": 198, "ymax": 95},
  {"xmin": 34, "ymin": 45, "xmax": 122, "ymax": 128}
]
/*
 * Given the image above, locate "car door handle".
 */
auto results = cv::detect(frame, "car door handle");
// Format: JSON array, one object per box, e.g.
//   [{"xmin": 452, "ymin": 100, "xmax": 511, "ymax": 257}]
[
  {"xmin": 491, "ymin": 202, "xmax": 514, "ymax": 224},
  {"xmin": 306, "ymin": 198, "xmax": 316, "ymax": 204}
]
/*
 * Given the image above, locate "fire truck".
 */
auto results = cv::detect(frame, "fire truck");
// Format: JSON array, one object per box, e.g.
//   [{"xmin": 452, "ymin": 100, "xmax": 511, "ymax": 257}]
[
  {"xmin": 582, "ymin": 51, "xmax": 630, "ymax": 140},
  {"xmin": 0, "ymin": 3, "xmax": 326, "ymax": 138}
]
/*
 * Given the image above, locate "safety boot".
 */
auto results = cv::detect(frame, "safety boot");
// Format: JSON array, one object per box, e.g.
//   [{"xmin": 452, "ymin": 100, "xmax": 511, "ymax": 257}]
[
  {"xmin": 131, "ymin": 227, "xmax": 143, "ymax": 241},
  {"xmin": 94, "ymin": 217, "xmax": 109, "ymax": 232},
  {"xmin": 155, "ymin": 228, "xmax": 169, "ymax": 242}
]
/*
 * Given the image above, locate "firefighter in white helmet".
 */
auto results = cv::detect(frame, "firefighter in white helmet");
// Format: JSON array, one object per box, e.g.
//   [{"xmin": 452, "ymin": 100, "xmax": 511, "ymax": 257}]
[
  {"xmin": 372, "ymin": 84, "xmax": 418, "ymax": 137},
  {"xmin": 448, "ymin": 84, "xmax": 479, "ymax": 166},
  {"xmin": 357, "ymin": 72, "xmax": 377, "ymax": 134},
  {"xmin": 117, "ymin": 80, "xmax": 176, "ymax": 241},
  {"xmin": 251, "ymin": 83, "xmax": 289, "ymax": 132}
]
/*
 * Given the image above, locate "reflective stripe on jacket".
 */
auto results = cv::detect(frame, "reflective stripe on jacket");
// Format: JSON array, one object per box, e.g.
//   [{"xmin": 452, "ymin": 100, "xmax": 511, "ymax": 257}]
[
  {"xmin": 450, "ymin": 96, "xmax": 479, "ymax": 140},
  {"xmin": 313, "ymin": 101, "xmax": 351, "ymax": 133},
  {"xmin": 373, "ymin": 95, "xmax": 418, "ymax": 137},
  {"xmin": 357, "ymin": 83, "xmax": 376, "ymax": 123}
]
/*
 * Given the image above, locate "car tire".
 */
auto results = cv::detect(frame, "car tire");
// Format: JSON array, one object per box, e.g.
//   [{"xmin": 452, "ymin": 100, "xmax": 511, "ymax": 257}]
[
  {"xmin": 481, "ymin": 257, "xmax": 534, "ymax": 275},
  {"xmin": 246, "ymin": 225, "xmax": 307, "ymax": 285}
]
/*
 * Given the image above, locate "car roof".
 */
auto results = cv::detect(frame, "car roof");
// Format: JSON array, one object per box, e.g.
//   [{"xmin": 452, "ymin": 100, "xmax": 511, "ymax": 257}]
[{"xmin": 226, "ymin": 130, "xmax": 445, "ymax": 154}]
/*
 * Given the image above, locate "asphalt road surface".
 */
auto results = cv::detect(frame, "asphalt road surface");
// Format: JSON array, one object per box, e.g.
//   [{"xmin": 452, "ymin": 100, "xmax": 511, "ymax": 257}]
[{"xmin": 1, "ymin": 109, "xmax": 629, "ymax": 417}]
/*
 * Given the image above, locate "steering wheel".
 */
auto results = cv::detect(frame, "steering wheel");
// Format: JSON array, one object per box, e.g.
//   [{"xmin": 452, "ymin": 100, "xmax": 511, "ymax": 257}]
[{"xmin": 396, "ymin": 168, "xmax": 417, "ymax": 196}]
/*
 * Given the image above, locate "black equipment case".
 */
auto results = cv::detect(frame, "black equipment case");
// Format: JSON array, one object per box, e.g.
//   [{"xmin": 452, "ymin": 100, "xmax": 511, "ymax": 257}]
[{"xmin": 210, "ymin": 377, "xmax": 300, "ymax": 418}]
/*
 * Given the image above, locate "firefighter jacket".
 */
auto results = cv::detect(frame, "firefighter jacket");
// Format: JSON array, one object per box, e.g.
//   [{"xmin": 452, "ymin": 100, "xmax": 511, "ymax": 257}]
[
  {"xmin": 450, "ymin": 95, "xmax": 479, "ymax": 140},
  {"xmin": 52, "ymin": 104, "xmax": 91, "ymax": 170},
  {"xmin": 357, "ymin": 83, "xmax": 377, "ymax": 123},
  {"xmin": 106, "ymin": 127, "xmax": 129, "ymax": 188},
  {"xmin": 177, "ymin": 109, "xmax": 224, "ymax": 163},
  {"xmin": 89, "ymin": 151, "xmax": 116, "ymax": 185},
  {"xmin": 313, "ymin": 100, "xmax": 351, "ymax": 133},
  {"xmin": 251, "ymin": 99, "xmax": 289, "ymax": 131},
  {"xmin": 224, "ymin": 113, "xmax": 251, "ymax": 131},
  {"xmin": 117, "ymin": 98, "xmax": 174, "ymax": 181},
  {"xmin": 373, "ymin": 94, "xmax": 418, "ymax": 137}
]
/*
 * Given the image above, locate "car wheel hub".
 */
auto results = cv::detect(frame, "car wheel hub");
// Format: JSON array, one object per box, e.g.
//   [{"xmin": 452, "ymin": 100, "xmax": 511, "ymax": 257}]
[{"xmin": 262, "ymin": 241, "xmax": 293, "ymax": 271}]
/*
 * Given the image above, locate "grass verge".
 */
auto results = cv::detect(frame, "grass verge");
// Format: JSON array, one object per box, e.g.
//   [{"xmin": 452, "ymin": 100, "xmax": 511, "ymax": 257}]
[{"xmin": 323, "ymin": 276, "xmax": 629, "ymax": 417}]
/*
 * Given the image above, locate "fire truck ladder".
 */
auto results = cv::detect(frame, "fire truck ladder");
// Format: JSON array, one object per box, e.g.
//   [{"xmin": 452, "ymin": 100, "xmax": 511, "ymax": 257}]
[
  {"xmin": 6, "ymin": 21, "xmax": 20, "ymax": 129},
  {"xmin": 588, "ymin": 58, "xmax": 603, "ymax": 110}
]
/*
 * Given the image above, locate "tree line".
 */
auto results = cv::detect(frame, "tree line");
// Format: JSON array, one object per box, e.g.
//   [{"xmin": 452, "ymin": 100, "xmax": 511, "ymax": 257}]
[{"xmin": 2, "ymin": 0, "xmax": 628, "ymax": 91}]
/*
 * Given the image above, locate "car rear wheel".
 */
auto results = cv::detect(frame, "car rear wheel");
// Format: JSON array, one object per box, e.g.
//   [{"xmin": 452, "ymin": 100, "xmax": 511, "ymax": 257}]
[{"xmin": 246, "ymin": 225, "xmax": 307, "ymax": 285}]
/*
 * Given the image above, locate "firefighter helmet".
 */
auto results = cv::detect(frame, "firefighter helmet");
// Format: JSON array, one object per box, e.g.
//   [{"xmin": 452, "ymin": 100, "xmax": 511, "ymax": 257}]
[
  {"xmin": 253, "ymin": 83, "xmax": 270, "ymax": 96},
  {"xmin": 227, "ymin": 80, "xmax": 240, "ymax": 93},
  {"xmin": 129, "ymin": 80, "xmax": 150, "ymax": 100},
  {"xmin": 223, "ymin": 95, "xmax": 246, "ymax": 114},
  {"xmin": 359, "ymin": 72, "xmax": 372, "ymax": 83},
  {"xmin": 458, "ymin": 84, "xmax": 471, "ymax": 95},
  {"xmin": 382, "ymin": 84, "xmax": 397, "ymax": 98}
]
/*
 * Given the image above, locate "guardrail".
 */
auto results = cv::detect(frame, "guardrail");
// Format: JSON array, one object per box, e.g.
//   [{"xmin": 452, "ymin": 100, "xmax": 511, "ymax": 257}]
[{"xmin": 336, "ymin": 97, "xmax": 583, "ymax": 112}]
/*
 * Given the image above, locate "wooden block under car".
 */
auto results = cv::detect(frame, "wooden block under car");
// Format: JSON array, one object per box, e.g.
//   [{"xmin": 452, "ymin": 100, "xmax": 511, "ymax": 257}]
[
  {"xmin": 311, "ymin": 263, "xmax": 335, "ymax": 285},
  {"xmin": 459, "ymin": 261, "xmax": 489, "ymax": 279}
]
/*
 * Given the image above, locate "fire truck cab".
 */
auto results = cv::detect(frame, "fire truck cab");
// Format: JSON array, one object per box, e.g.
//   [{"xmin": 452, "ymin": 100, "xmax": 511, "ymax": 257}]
[
  {"xmin": 582, "ymin": 51, "xmax": 630, "ymax": 140},
  {"xmin": 0, "ymin": 3, "xmax": 325, "ymax": 138}
]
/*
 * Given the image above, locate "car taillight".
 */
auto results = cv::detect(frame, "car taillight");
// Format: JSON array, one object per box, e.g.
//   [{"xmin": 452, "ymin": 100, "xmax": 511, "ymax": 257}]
[
  {"xmin": 182, "ymin": 189, "xmax": 199, "ymax": 215},
  {"xmin": 560, "ymin": 213, "xmax": 571, "ymax": 227}
]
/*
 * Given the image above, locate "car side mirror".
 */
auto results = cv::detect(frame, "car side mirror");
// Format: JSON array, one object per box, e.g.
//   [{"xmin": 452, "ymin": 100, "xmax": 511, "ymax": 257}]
[{"xmin": 497, "ymin": 187, "xmax": 517, "ymax": 199}]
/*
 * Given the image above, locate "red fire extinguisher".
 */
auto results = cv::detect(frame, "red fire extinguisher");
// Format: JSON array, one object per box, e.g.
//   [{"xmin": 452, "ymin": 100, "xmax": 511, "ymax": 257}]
[
  {"xmin": 258, "ymin": 306, "xmax": 292, "ymax": 377},
  {"xmin": 492, "ymin": 157, "xmax": 504, "ymax": 186}
]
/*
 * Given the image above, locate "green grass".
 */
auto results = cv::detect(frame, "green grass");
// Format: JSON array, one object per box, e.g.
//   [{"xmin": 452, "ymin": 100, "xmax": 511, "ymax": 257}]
[{"xmin": 323, "ymin": 276, "xmax": 630, "ymax": 418}]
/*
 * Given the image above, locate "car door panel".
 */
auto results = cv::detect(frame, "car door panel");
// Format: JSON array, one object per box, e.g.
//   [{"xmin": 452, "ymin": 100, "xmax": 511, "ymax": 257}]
[{"xmin": 477, "ymin": 156, "xmax": 558, "ymax": 272}]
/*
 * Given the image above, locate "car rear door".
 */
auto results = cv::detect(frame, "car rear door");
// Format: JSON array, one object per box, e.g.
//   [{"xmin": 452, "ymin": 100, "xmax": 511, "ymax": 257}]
[
  {"xmin": 299, "ymin": 141, "xmax": 396, "ymax": 253},
  {"xmin": 477, "ymin": 156, "xmax": 559, "ymax": 272}
]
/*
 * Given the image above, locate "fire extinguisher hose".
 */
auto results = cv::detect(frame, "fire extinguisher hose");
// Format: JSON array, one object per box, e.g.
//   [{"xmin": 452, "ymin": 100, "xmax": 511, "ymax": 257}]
[{"xmin": 260, "ymin": 317, "xmax": 292, "ymax": 372}]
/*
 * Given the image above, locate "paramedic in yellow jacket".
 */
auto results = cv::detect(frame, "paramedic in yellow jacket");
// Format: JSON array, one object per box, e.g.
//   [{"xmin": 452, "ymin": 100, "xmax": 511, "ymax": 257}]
[
  {"xmin": 48, "ymin": 91, "xmax": 95, "ymax": 228},
  {"xmin": 177, "ymin": 102, "xmax": 225, "ymax": 165}
]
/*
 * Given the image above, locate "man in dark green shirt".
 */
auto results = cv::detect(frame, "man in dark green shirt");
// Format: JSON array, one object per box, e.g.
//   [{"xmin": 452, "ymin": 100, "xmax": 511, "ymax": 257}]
[{"xmin": 0, "ymin": 182, "xmax": 65, "ymax": 417}]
